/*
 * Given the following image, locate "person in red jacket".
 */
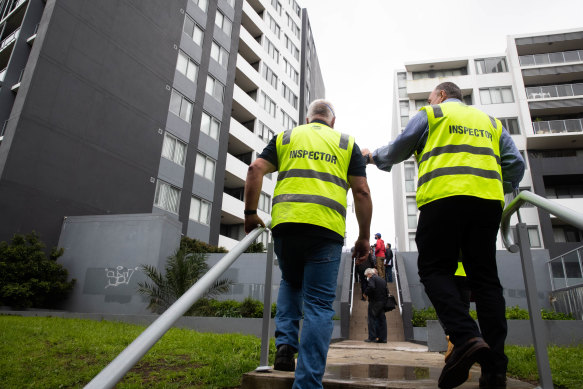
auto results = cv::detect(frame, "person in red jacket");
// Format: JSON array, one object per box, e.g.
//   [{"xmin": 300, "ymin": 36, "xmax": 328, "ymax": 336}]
[{"xmin": 374, "ymin": 233, "xmax": 386, "ymax": 279}]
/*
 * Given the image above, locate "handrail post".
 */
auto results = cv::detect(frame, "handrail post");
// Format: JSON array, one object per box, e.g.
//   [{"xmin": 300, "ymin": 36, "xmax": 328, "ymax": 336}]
[
  {"xmin": 257, "ymin": 238, "xmax": 275, "ymax": 371},
  {"xmin": 516, "ymin": 223, "xmax": 554, "ymax": 389}
]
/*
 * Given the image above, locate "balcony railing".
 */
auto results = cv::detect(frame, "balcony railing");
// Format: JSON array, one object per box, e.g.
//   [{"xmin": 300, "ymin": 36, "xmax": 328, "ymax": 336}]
[
  {"xmin": 526, "ymin": 82, "xmax": 583, "ymax": 99},
  {"xmin": 532, "ymin": 118, "xmax": 583, "ymax": 134},
  {"xmin": 548, "ymin": 246, "xmax": 583, "ymax": 290},
  {"xmin": 0, "ymin": 27, "xmax": 20, "ymax": 51},
  {"xmin": 520, "ymin": 50, "xmax": 583, "ymax": 67}
]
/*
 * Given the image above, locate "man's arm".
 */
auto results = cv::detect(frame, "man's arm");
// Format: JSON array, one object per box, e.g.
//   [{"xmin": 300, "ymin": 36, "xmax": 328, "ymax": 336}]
[
  {"xmin": 243, "ymin": 158, "xmax": 276, "ymax": 233},
  {"xmin": 499, "ymin": 129, "xmax": 525, "ymax": 193},
  {"xmin": 361, "ymin": 110, "xmax": 429, "ymax": 171},
  {"xmin": 348, "ymin": 175, "xmax": 372, "ymax": 261}
]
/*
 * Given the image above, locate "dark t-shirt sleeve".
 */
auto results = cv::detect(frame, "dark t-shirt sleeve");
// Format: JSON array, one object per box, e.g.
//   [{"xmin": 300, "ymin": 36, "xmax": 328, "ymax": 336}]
[
  {"xmin": 257, "ymin": 135, "xmax": 278, "ymax": 169},
  {"xmin": 348, "ymin": 142, "xmax": 367, "ymax": 177}
]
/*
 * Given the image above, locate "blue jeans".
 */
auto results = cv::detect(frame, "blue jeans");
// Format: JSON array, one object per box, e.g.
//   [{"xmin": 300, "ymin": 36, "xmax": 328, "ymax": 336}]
[
  {"xmin": 385, "ymin": 265, "xmax": 393, "ymax": 283},
  {"xmin": 274, "ymin": 235, "xmax": 342, "ymax": 389}
]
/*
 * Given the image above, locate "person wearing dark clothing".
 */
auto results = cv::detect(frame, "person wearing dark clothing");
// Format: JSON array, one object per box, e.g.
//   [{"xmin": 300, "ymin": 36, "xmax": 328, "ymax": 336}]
[
  {"xmin": 362, "ymin": 82, "xmax": 525, "ymax": 389},
  {"xmin": 363, "ymin": 268, "xmax": 387, "ymax": 343},
  {"xmin": 385, "ymin": 243, "xmax": 394, "ymax": 283}
]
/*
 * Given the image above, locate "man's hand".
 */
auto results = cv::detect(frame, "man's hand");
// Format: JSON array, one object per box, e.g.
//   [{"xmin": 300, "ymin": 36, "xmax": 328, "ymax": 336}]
[
  {"xmin": 353, "ymin": 237, "xmax": 369, "ymax": 264},
  {"xmin": 244, "ymin": 214, "xmax": 265, "ymax": 234},
  {"xmin": 361, "ymin": 148, "xmax": 371, "ymax": 157}
]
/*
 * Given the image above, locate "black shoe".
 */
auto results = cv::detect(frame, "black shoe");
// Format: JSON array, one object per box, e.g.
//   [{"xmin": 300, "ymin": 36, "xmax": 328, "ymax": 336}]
[
  {"xmin": 479, "ymin": 372, "xmax": 507, "ymax": 389},
  {"xmin": 438, "ymin": 337, "xmax": 491, "ymax": 389},
  {"xmin": 274, "ymin": 344, "xmax": 296, "ymax": 372},
  {"xmin": 364, "ymin": 338, "xmax": 375, "ymax": 343},
  {"xmin": 375, "ymin": 339, "xmax": 387, "ymax": 343}
]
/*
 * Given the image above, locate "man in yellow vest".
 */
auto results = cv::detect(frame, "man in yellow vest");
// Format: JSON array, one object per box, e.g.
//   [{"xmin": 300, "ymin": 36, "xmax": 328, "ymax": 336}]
[
  {"xmin": 362, "ymin": 82, "xmax": 525, "ymax": 389},
  {"xmin": 244, "ymin": 99, "xmax": 372, "ymax": 389}
]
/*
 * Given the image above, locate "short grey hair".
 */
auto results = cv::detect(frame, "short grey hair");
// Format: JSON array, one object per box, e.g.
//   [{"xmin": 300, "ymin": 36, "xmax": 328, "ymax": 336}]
[
  {"xmin": 307, "ymin": 99, "xmax": 335, "ymax": 123},
  {"xmin": 364, "ymin": 268, "xmax": 375, "ymax": 277}
]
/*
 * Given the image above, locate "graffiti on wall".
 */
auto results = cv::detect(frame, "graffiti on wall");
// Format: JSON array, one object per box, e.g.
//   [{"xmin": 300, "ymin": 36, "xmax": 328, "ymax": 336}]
[{"xmin": 105, "ymin": 266, "xmax": 140, "ymax": 289}]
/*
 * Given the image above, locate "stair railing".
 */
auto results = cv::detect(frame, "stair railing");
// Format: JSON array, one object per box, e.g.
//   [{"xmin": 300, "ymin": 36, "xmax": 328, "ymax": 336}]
[
  {"xmin": 85, "ymin": 218, "xmax": 272, "ymax": 389},
  {"xmin": 501, "ymin": 191, "xmax": 583, "ymax": 389}
]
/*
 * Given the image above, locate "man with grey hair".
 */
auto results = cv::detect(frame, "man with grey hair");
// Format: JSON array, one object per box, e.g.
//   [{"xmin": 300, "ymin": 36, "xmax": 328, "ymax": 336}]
[
  {"xmin": 363, "ymin": 267, "xmax": 388, "ymax": 343},
  {"xmin": 244, "ymin": 99, "xmax": 372, "ymax": 388}
]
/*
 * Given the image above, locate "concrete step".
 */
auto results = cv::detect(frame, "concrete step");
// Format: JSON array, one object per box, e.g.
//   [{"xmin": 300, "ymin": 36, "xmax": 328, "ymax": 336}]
[{"xmin": 242, "ymin": 340, "xmax": 535, "ymax": 388}]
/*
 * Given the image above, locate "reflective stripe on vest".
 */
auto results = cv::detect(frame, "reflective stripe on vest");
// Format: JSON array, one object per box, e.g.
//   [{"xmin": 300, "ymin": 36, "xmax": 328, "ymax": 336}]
[
  {"xmin": 415, "ymin": 102, "xmax": 504, "ymax": 208},
  {"xmin": 455, "ymin": 261, "xmax": 466, "ymax": 277},
  {"xmin": 272, "ymin": 123, "xmax": 353, "ymax": 237}
]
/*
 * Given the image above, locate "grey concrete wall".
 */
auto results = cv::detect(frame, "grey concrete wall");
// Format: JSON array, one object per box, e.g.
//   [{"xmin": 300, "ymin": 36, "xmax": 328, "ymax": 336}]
[
  {"xmin": 57, "ymin": 213, "xmax": 181, "ymax": 314},
  {"xmin": 426, "ymin": 319, "xmax": 583, "ymax": 351},
  {"xmin": 399, "ymin": 249, "xmax": 553, "ymax": 311}
]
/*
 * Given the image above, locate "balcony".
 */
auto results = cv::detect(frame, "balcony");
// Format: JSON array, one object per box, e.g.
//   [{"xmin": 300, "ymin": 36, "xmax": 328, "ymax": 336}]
[
  {"xmin": 526, "ymin": 83, "xmax": 583, "ymax": 116},
  {"xmin": 527, "ymin": 117, "xmax": 583, "ymax": 149},
  {"xmin": 520, "ymin": 50, "xmax": 583, "ymax": 67},
  {"xmin": 532, "ymin": 118, "xmax": 583, "ymax": 134},
  {"xmin": 520, "ymin": 49, "xmax": 583, "ymax": 85},
  {"xmin": 0, "ymin": 27, "xmax": 19, "ymax": 52}
]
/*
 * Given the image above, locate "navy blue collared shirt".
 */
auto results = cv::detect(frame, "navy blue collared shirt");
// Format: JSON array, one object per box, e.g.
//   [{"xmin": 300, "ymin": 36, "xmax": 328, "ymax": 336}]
[{"xmin": 372, "ymin": 98, "xmax": 525, "ymax": 193}]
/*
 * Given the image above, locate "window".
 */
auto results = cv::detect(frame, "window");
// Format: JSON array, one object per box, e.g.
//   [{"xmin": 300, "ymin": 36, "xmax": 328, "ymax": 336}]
[
  {"xmin": 283, "ymin": 58, "xmax": 299, "ymax": 84},
  {"xmin": 286, "ymin": 12, "xmax": 300, "ymax": 39},
  {"xmin": 511, "ymin": 226, "xmax": 542, "ymax": 248},
  {"xmin": 397, "ymin": 72, "xmax": 407, "ymax": 99},
  {"xmin": 225, "ymin": 0, "xmax": 235, "ymax": 7},
  {"xmin": 266, "ymin": 13, "xmax": 280, "ymax": 38},
  {"xmin": 169, "ymin": 89, "xmax": 193, "ymax": 123},
  {"xmin": 183, "ymin": 15, "xmax": 204, "ymax": 45},
  {"xmin": 215, "ymin": 10, "xmax": 232, "ymax": 36},
  {"xmin": 190, "ymin": 196, "xmax": 211, "ymax": 224},
  {"xmin": 177, "ymin": 50, "xmax": 199, "ymax": 83},
  {"xmin": 475, "ymin": 57, "xmax": 508, "ymax": 74},
  {"xmin": 259, "ymin": 192, "xmax": 271, "ymax": 213},
  {"xmin": 290, "ymin": 0, "xmax": 300, "ymax": 16},
  {"xmin": 500, "ymin": 118, "xmax": 520, "ymax": 135},
  {"xmin": 154, "ymin": 180, "xmax": 180, "ymax": 214},
  {"xmin": 261, "ymin": 91, "xmax": 276, "ymax": 117},
  {"xmin": 211, "ymin": 41, "xmax": 229, "ymax": 68},
  {"xmin": 261, "ymin": 63, "xmax": 278, "ymax": 89},
  {"xmin": 284, "ymin": 35, "xmax": 299, "ymax": 60},
  {"xmin": 479, "ymin": 87, "xmax": 514, "ymax": 105},
  {"xmin": 281, "ymin": 109, "xmax": 297, "ymax": 131},
  {"xmin": 400, "ymin": 100, "xmax": 409, "ymax": 125},
  {"xmin": 463, "ymin": 94, "xmax": 473, "ymax": 105},
  {"xmin": 200, "ymin": 112, "xmax": 220, "ymax": 140},
  {"xmin": 408, "ymin": 233, "xmax": 417, "ymax": 251},
  {"xmin": 404, "ymin": 161, "xmax": 415, "ymax": 192},
  {"xmin": 271, "ymin": 0, "xmax": 282, "ymax": 15},
  {"xmin": 192, "ymin": 0, "xmax": 207, "ymax": 11},
  {"xmin": 256, "ymin": 121, "xmax": 274, "ymax": 143},
  {"xmin": 553, "ymin": 225, "xmax": 583, "ymax": 243},
  {"xmin": 162, "ymin": 133, "xmax": 187, "ymax": 166},
  {"xmin": 263, "ymin": 37, "xmax": 279, "ymax": 63},
  {"xmin": 195, "ymin": 153, "xmax": 216, "ymax": 181},
  {"xmin": 282, "ymin": 83, "xmax": 298, "ymax": 108},
  {"xmin": 205, "ymin": 75, "xmax": 224, "ymax": 102},
  {"xmin": 407, "ymin": 196, "xmax": 417, "ymax": 229}
]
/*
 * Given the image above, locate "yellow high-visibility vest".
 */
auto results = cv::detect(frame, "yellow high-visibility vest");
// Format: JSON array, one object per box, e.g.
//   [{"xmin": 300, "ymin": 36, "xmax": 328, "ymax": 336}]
[
  {"xmin": 414, "ymin": 102, "xmax": 505, "ymax": 208},
  {"xmin": 272, "ymin": 122, "xmax": 353, "ymax": 237},
  {"xmin": 455, "ymin": 261, "xmax": 466, "ymax": 277}
]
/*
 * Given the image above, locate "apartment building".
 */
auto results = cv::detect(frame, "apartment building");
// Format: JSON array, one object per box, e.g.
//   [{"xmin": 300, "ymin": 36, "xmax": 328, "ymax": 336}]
[
  {"xmin": 391, "ymin": 28, "xmax": 583, "ymax": 258},
  {"xmin": 0, "ymin": 0, "xmax": 324, "ymax": 251}
]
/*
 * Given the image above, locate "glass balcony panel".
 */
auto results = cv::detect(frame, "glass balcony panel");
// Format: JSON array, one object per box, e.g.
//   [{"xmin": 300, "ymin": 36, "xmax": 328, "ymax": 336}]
[
  {"xmin": 532, "ymin": 122, "xmax": 540, "ymax": 133},
  {"xmin": 555, "ymin": 84, "xmax": 573, "ymax": 97},
  {"xmin": 526, "ymin": 87, "xmax": 541, "ymax": 99},
  {"xmin": 549, "ymin": 120, "xmax": 566, "ymax": 133},
  {"xmin": 534, "ymin": 54, "xmax": 550, "ymax": 65},
  {"xmin": 565, "ymin": 119, "xmax": 583, "ymax": 132},
  {"xmin": 564, "ymin": 50, "xmax": 580, "ymax": 62},
  {"xmin": 573, "ymin": 83, "xmax": 583, "ymax": 96},
  {"xmin": 579, "ymin": 50, "xmax": 583, "ymax": 61},
  {"xmin": 549, "ymin": 52, "xmax": 564, "ymax": 64},
  {"xmin": 564, "ymin": 251, "xmax": 583, "ymax": 286},
  {"xmin": 519, "ymin": 55, "xmax": 535, "ymax": 66},
  {"xmin": 551, "ymin": 260, "xmax": 567, "ymax": 289},
  {"xmin": 540, "ymin": 85, "xmax": 557, "ymax": 98},
  {"xmin": 537, "ymin": 121, "xmax": 550, "ymax": 134}
]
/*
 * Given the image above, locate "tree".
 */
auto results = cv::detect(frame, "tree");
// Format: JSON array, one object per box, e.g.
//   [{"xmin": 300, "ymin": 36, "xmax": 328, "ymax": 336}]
[
  {"xmin": 0, "ymin": 232, "xmax": 75, "ymax": 309},
  {"xmin": 137, "ymin": 248, "xmax": 233, "ymax": 315}
]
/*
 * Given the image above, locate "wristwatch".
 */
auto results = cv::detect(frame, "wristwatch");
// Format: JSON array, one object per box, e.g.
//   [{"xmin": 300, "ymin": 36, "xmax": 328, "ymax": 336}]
[
  {"xmin": 244, "ymin": 209, "xmax": 257, "ymax": 215},
  {"xmin": 366, "ymin": 153, "xmax": 372, "ymax": 164}
]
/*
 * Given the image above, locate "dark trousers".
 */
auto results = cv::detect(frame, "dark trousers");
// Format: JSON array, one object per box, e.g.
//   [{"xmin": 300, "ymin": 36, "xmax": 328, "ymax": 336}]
[
  {"xmin": 415, "ymin": 196, "xmax": 508, "ymax": 374},
  {"xmin": 367, "ymin": 301, "xmax": 387, "ymax": 341}
]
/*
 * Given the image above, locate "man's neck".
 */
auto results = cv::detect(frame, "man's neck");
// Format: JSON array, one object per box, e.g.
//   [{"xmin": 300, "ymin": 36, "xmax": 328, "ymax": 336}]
[{"xmin": 310, "ymin": 119, "xmax": 330, "ymax": 127}]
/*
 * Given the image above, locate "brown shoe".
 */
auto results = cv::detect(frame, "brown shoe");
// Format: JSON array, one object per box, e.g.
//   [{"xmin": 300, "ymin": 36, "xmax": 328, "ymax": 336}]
[{"xmin": 438, "ymin": 337, "xmax": 491, "ymax": 389}]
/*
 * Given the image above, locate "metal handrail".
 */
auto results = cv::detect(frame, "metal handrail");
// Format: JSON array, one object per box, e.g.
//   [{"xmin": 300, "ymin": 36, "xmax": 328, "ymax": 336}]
[
  {"xmin": 501, "ymin": 190, "xmax": 583, "ymax": 253},
  {"xmin": 85, "ymin": 218, "xmax": 271, "ymax": 389}
]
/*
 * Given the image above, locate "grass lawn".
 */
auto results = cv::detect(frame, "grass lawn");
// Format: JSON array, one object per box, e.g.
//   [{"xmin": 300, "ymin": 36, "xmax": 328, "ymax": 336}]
[
  {"xmin": 1, "ymin": 316, "xmax": 582, "ymax": 388},
  {"xmin": 0, "ymin": 315, "xmax": 275, "ymax": 388}
]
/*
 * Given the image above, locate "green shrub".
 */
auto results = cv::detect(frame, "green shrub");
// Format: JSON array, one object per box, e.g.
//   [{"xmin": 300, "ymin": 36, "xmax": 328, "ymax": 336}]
[
  {"xmin": 411, "ymin": 306, "xmax": 437, "ymax": 327},
  {"xmin": 505, "ymin": 305, "xmax": 530, "ymax": 320},
  {"xmin": 179, "ymin": 236, "xmax": 228, "ymax": 253},
  {"xmin": 541, "ymin": 308, "xmax": 575, "ymax": 320},
  {"xmin": 191, "ymin": 298, "xmax": 277, "ymax": 318},
  {"xmin": 244, "ymin": 242, "xmax": 266, "ymax": 253},
  {"xmin": 0, "ymin": 232, "xmax": 75, "ymax": 309},
  {"xmin": 239, "ymin": 297, "xmax": 263, "ymax": 318}
]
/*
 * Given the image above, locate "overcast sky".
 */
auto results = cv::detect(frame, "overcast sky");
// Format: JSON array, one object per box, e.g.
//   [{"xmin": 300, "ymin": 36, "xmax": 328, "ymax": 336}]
[{"xmin": 297, "ymin": 0, "xmax": 583, "ymax": 250}]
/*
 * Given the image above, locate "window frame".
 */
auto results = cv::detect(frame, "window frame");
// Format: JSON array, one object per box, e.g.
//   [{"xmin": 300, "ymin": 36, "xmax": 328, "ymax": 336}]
[
  {"xmin": 215, "ymin": 9, "xmax": 232, "ymax": 36},
  {"xmin": 200, "ymin": 111, "xmax": 221, "ymax": 141},
  {"xmin": 183, "ymin": 14, "xmax": 204, "ymax": 46},
  {"xmin": 205, "ymin": 75, "xmax": 225, "ymax": 102},
  {"xmin": 176, "ymin": 50, "xmax": 199, "ymax": 83},
  {"xmin": 189, "ymin": 196, "xmax": 212, "ymax": 225},
  {"xmin": 161, "ymin": 132, "xmax": 187, "ymax": 166},
  {"xmin": 154, "ymin": 180, "xmax": 181, "ymax": 214},
  {"xmin": 211, "ymin": 41, "xmax": 229, "ymax": 68},
  {"xmin": 194, "ymin": 152, "xmax": 216, "ymax": 182},
  {"xmin": 169, "ymin": 89, "xmax": 194, "ymax": 123}
]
